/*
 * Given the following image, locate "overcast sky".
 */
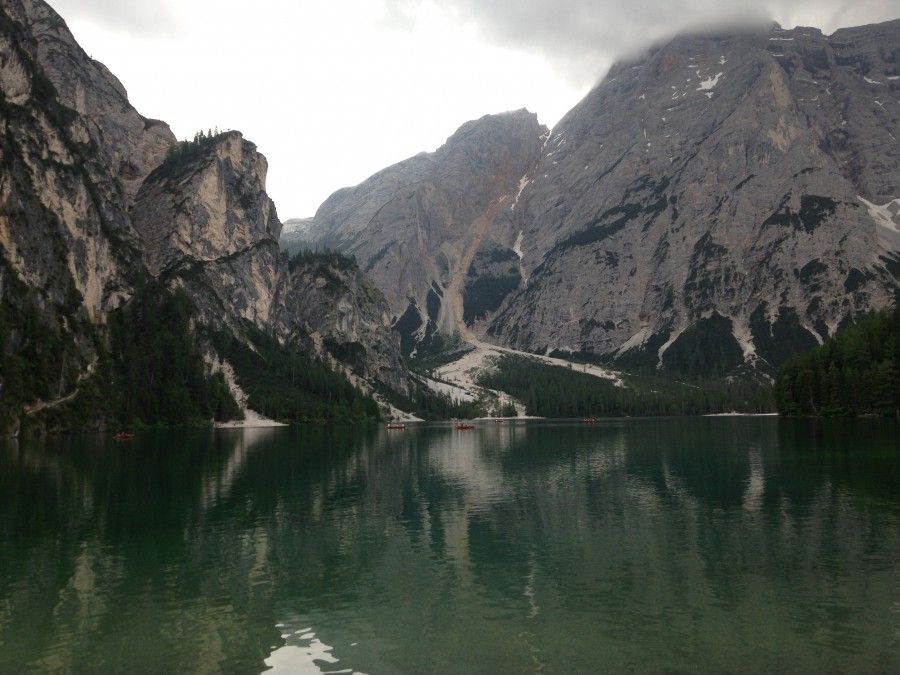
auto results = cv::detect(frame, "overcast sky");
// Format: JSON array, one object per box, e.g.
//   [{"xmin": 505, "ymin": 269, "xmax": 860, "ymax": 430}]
[{"xmin": 52, "ymin": 0, "xmax": 898, "ymax": 218}]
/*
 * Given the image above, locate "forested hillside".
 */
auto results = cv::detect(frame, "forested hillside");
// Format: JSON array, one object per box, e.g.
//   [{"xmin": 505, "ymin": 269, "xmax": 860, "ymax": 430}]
[
  {"xmin": 479, "ymin": 356, "xmax": 774, "ymax": 417},
  {"xmin": 13, "ymin": 284, "xmax": 243, "ymax": 433},
  {"xmin": 776, "ymin": 307, "xmax": 899, "ymax": 417}
]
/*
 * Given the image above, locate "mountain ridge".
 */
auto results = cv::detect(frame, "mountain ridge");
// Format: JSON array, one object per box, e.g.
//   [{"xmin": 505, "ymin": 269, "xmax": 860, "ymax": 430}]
[{"xmin": 299, "ymin": 18, "xmax": 899, "ymax": 377}]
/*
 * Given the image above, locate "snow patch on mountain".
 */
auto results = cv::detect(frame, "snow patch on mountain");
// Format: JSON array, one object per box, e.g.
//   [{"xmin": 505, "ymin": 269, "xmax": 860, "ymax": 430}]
[
  {"xmin": 859, "ymin": 196, "xmax": 900, "ymax": 251},
  {"xmin": 697, "ymin": 72, "xmax": 723, "ymax": 91}
]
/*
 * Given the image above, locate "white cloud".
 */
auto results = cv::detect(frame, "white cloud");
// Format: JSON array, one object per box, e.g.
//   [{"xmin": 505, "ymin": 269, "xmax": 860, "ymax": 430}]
[
  {"xmin": 50, "ymin": 0, "xmax": 898, "ymax": 217},
  {"xmin": 386, "ymin": 0, "xmax": 899, "ymax": 86},
  {"xmin": 57, "ymin": 0, "xmax": 582, "ymax": 217},
  {"xmin": 51, "ymin": 0, "xmax": 179, "ymax": 34}
]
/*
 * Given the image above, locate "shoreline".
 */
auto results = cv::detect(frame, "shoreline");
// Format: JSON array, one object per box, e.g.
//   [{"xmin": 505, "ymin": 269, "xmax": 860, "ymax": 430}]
[{"xmin": 215, "ymin": 419, "xmax": 288, "ymax": 429}]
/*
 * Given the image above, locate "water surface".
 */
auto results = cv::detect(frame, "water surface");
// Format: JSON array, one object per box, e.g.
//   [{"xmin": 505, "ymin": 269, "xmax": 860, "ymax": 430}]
[{"xmin": 1, "ymin": 419, "xmax": 898, "ymax": 673}]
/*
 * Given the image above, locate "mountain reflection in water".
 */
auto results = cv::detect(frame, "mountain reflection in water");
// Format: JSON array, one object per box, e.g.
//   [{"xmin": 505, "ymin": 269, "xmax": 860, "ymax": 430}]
[{"xmin": 0, "ymin": 419, "xmax": 897, "ymax": 673}]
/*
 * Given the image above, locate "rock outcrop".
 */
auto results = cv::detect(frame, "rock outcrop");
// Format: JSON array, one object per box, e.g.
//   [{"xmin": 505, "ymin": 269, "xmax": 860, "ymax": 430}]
[
  {"xmin": 0, "ymin": 0, "xmax": 166, "ymax": 431},
  {"xmin": 274, "ymin": 255, "xmax": 408, "ymax": 392},
  {"xmin": 135, "ymin": 132, "xmax": 281, "ymax": 277},
  {"xmin": 133, "ymin": 132, "xmax": 409, "ymax": 393}
]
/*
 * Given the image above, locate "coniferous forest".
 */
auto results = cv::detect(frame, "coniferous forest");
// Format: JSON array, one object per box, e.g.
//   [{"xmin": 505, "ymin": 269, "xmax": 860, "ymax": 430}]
[
  {"xmin": 775, "ymin": 306, "xmax": 900, "ymax": 417},
  {"xmin": 19, "ymin": 283, "xmax": 244, "ymax": 432},
  {"xmin": 211, "ymin": 328, "xmax": 382, "ymax": 423},
  {"xmin": 479, "ymin": 356, "xmax": 775, "ymax": 417},
  {"xmin": 7, "ymin": 279, "xmax": 388, "ymax": 431},
  {"xmin": 376, "ymin": 379, "xmax": 487, "ymax": 421}
]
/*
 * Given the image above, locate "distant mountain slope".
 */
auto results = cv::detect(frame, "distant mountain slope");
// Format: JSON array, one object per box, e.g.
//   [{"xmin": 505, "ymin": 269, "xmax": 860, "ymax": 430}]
[
  {"xmin": 302, "ymin": 109, "xmax": 547, "ymax": 354},
  {"xmin": 279, "ymin": 217, "xmax": 315, "ymax": 255},
  {"xmin": 490, "ymin": 20, "xmax": 900, "ymax": 375},
  {"xmin": 306, "ymin": 20, "xmax": 900, "ymax": 375}
]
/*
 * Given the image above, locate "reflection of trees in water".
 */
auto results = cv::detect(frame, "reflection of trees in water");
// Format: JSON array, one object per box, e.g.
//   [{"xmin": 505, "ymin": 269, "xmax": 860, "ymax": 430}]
[
  {"xmin": 0, "ymin": 430, "xmax": 290, "ymax": 672},
  {"xmin": 461, "ymin": 419, "xmax": 899, "ymax": 671},
  {"xmin": 0, "ymin": 426, "xmax": 487, "ymax": 672},
  {"xmin": 0, "ymin": 419, "xmax": 898, "ymax": 672}
]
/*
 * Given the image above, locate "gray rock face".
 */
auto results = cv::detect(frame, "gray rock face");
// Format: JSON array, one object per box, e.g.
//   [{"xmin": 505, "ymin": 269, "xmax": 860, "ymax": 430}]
[
  {"xmin": 280, "ymin": 217, "xmax": 315, "ymax": 254},
  {"xmin": 3, "ymin": 0, "xmax": 176, "ymax": 203},
  {"xmin": 134, "ymin": 134, "xmax": 408, "ymax": 393},
  {"xmin": 274, "ymin": 257, "xmax": 409, "ymax": 393},
  {"xmin": 307, "ymin": 20, "xmax": 898, "ymax": 374},
  {"xmin": 0, "ymin": 0, "xmax": 155, "ymax": 380},
  {"xmin": 304, "ymin": 109, "xmax": 547, "ymax": 353},
  {"xmin": 489, "ymin": 21, "xmax": 900, "ymax": 373},
  {"xmin": 134, "ymin": 132, "xmax": 281, "ymax": 277}
]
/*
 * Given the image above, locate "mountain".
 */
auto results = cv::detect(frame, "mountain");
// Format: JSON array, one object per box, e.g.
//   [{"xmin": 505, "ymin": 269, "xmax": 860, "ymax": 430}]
[
  {"xmin": 299, "ymin": 109, "xmax": 547, "ymax": 354},
  {"xmin": 0, "ymin": 0, "xmax": 408, "ymax": 434},
  {"xmin": 133, "ymin": 132, "xmax": 409, "ymax": 393},
  {"xmin": 0, "ymin": 0, "xmax": 169, "ymax": 433},
  {"xmin": 4, "ymin": 1, "xmax": 898, "ymax": 433},
  {"xmin": 306, "ymin": 20, "xmax": 899, "ymax": 376},
  {"xmin": 280, "ymin": 217, "xmax": 315, "ymax": 255},
  {"xmin": 489, "ymin": 20, "xmax": 900, "ymax": 376}
]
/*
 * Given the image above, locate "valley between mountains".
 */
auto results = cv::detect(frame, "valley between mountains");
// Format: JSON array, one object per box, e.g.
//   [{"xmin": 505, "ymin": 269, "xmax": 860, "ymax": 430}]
[{"xmin": 1, "ymin": 0, "xmax": 898, "ymax": 433}]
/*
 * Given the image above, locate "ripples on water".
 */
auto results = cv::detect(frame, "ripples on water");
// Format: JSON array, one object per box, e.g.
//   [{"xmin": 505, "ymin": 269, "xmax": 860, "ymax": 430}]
[{"xmin": 0, "ymin": 419, "xmax": 897, "ymax": 673}]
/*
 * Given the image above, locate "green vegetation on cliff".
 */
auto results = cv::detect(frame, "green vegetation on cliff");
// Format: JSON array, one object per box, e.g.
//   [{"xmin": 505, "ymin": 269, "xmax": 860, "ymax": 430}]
[
  {"xmin": 106, "ymin": 283, "xmax": 242, "ymax": 426},
  {"xmin": 212, "ymin": 328, "xmax": 381, "ymax": 423},
  {"xmin": 0, "ymin": 259, "xmax": 90, "ymax": 434},
  {"xmin": 288, "ymin": 248, "xmax": 358, "ymax": 272},
  {"xmin": 2, "ymin": 264, "xmax": 386, "ymax": 432},
  {"xmin": 19, "ymin": 282, "xmax": 242, "ymax": 432},
  {"xmin": 376, "ymin": 379, "xmax": 486, "ymax": 421},
  {"xmin": 776, "ymin": 307, "xmax": 899, "ymax": 417}
]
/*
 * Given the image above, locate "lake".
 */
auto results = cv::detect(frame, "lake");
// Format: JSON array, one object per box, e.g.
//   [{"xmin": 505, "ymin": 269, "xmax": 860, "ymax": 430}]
[{"xmin": 1, "ymin": 419, "xmax": 898, "ymax": 673}]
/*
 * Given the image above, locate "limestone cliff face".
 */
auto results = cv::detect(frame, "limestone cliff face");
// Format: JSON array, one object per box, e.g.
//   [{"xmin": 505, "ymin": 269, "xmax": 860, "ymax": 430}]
[
  {"xmin": 275, "ymin": 257, "xmax": 409, "ymax": 392},
  {"xmin": 134, "ymin": 132, "xmax": 281, "ymax": 277},
  {"xmin": 134, "ymin": 134, "xmax": 409, "ymax": 392},
  {"xmin": 3, "ymin": 0, "xmax": 175, "ymax": 203},
  {"xmin": 301, "ymin": 109, "xmax": 547, "ymax": 353},
  {"xmin": 0, "ymin": 0, "xmax": 164, "ymax": 419},
  {"xmin": 0, "ymin": 0, "xmax": 171, "ymax": 318},
  {"xmin": 488, "ymin": 21, "xmax": 900, "ymax": 373}
]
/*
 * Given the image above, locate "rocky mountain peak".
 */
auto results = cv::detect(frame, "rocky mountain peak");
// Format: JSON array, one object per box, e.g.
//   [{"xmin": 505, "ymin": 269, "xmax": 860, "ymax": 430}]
[
  {"xmin": 297, "ymin": 19, "xmax": 899, "ymax": 375},
  {"xmin": 134, "ymin": 131, "xmax": 281, "ymax": 276},
  {"xmin": 3, "ymin": 0, "xmax": 176, "ymax": 203},
  {"xmin": 1, "ymin": 0, "xmax": 412, "ymax": 432},
  {"xmin": 487, "ymin": 18, "xmax": 899, "ymax": 375},
  {"xmin": 297, "ymin": 108, "xmax": 548, "ymax": 354}
]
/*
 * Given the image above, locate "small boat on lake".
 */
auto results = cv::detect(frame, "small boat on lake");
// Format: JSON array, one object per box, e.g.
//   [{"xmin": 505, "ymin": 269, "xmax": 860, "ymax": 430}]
[
  {"xmin": 455, "ymin": 423, "xmax": 476, "ymax": 430},
  {"xmin": 113, "ymin": 432, "xmax": 134, "ymax": 441},
  {"xmin": 386, "ymin": 423, "xmax": 407, "ymax": 430}
]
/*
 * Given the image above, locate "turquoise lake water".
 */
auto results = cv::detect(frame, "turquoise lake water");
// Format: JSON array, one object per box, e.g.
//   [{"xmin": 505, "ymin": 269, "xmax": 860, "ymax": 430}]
[{"xmin": 1, "ymin": 418, "xmax": 898, "ymax": 673}]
